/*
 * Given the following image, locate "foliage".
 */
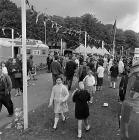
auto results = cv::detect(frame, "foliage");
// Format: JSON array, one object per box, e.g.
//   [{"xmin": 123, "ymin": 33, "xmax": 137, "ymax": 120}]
[{"xmin": 0, "ymin": 0, "xmax": 139, "ymax": 53}]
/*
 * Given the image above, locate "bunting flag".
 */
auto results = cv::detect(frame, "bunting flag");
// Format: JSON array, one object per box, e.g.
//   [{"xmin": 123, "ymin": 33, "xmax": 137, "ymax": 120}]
[
  {"xmin": 31, "ymin": 5, "xmax": 35, "ymax": 13},
  {"xmin": 43, "ymin": 20, "xmax": 46, "ymax": 27},
  {"xmin": 2, "ymin": 28, "xmax": 5, "ymax": 36},
  {"xmin": 26, "ymin": 0, "xmax": 30, "ymax": 8},
  {"xmin": 51, "ymin": 21, "xmax": 54, "ymax": 28},
  {"xmin": 24, "ymin": 0, "xmax": 113, "ymax": 48},
  {"xmin": 36, "ymin": 12, "xmax": 41, "ymax": 24},
  {"xmin": 113, "ymin": 20, "xmax": 116, "ymax": 31}
]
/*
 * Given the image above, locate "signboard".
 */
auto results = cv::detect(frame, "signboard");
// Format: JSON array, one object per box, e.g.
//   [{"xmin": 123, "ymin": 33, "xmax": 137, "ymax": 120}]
[
  {"xmin": 134, "ymin": 48, "xmax": 139, "ymax": 57},
  {"xmin": 33, "ymin": 50, "xmax": 40, "ymax": 55}
]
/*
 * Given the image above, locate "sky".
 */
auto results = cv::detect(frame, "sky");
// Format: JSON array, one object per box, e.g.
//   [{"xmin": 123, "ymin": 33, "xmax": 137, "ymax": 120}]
[{"xmin": 11, "ymin": 0, "xmax": 139, "ymax": 33}]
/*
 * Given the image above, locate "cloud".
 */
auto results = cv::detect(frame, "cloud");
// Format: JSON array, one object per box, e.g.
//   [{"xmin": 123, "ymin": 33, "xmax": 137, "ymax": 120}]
[
  {"xmin": 11, "ymin": 0, "xmax": 139, "ymax": 32},
  {"xmin": 92, "ymin": 0, "xmax": 139, "ymax": 23}
]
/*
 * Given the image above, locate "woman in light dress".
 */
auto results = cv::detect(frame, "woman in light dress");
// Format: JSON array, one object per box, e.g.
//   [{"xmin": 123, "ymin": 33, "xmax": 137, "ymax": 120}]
[{"xmin": 48, "ymin": 75, "xmax": 69, "ymax": 130}]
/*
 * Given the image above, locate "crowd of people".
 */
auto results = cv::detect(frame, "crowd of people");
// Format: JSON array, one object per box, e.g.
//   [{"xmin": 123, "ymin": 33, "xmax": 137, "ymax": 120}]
[
  {"xmin": 0, "ymin": 50, "xmax": 133, "ymax": 138},
  {"xmin": 47, "ymin": 52, "xmax": 133, "ymax": 138}
]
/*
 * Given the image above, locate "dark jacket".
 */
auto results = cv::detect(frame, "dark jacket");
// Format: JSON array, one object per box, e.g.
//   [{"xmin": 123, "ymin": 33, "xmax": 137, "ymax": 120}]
[
  {"xmin": 0, "ymin": 74, "xmax": 12, "ymax": 95},
  {"xmin": 51, "ymin": 61, "xmax": 63, "ymax": 75},
  {"xmin": 110, "ymin": 65, "xmax": 119, "ymax": 78},
  {"xmin": 119, "ymin": 74, "xmax": 128, "ymax": 101},
  {"xmin": 65, "ymin": 60, "xmax": 77, "ymax": 78},
  {"xmin": 78, "ymin": 65, "xmax": 89, "ymax": 81},
  {"xmin": 73, "ymin": 89, "xmax": 90, "ymax": 119}
]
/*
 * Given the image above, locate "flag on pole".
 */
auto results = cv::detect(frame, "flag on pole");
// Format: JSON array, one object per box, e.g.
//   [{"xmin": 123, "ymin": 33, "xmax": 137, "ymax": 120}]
[{"xmin": 113, "ymin": 20, "xmax": 116, "ymax": 35}]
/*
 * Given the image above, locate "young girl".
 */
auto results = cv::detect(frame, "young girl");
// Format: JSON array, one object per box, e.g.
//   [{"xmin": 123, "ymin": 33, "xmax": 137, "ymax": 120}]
[
  {"xmin": 48, "ymin": 75, "xmax": 69, "ymax": 130},
  {"xmin": 72, "ymin": 82, "xmax": 91, "ymax": 138},
  {"xmin": 83, "ymin": 70, "xmax": 96, "ymax": 103},
  {"xmin": 96, "ymin": 62, "xmax": 105, "ymax": 91}
]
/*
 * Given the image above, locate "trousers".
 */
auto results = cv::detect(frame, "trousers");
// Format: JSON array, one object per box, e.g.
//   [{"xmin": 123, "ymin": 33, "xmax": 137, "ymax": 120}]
[{"xmin": 0, "ymin": 94, "xmax": 14, "ymax": 115}]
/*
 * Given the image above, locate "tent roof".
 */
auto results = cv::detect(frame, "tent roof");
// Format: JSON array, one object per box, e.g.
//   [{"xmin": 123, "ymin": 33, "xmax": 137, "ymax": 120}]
[{"xmin": 75, "ymin": 44, "xmax": 86, "ymax": 54}]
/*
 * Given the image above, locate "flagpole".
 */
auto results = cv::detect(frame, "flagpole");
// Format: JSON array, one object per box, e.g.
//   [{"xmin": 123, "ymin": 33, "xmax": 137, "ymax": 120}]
[
  {"xmin": 21, "ymin": 0, "xmax": 28, "ymax": 129},
  {"xmin": 61, "ymin": 38, "xmax": 63, "ymax": 55},
  {"xmin": 45, "ymin": 20, "xmax": 46, "ymax": 44},
  {"xmin": 84, "ymin": 31, "xmax": 87, "ymax": 60},
  {"xmin": 112, "ymin": 21, "xmax": 116, "ymax": 58},
  {"xmin": 11, "ymin": 28, "xmax": 14, "ymax": 58}
]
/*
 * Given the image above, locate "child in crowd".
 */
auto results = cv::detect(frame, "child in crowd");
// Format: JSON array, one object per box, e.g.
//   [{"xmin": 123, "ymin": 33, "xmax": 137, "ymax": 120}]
[
  {"xmin": 83, "ymin": 70, "xmax": 96, "ymax": 103},
  {"xmin": 48, "ymin": 75, "xmax": 69, "ymax": 130},
  {"xmin": 96, "ymin": 62, "xmax": 105, "ymax": 91},
  {"xmin": 72, "ymin": 82, "xmax": 91, "ymax": 138}
]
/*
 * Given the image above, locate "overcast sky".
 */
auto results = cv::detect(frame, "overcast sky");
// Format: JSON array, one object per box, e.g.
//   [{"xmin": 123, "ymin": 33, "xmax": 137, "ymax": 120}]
[{"xmin": 12, "ymin": 0, "xmax": 139, "ymax": 33}]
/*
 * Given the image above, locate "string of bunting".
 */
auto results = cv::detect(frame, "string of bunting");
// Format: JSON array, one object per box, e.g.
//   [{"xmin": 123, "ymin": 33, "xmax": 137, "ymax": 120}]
[
  {"xmin": 0, "ymin": 27, "xmax": 21, "ymax": 38},
  {"xmin": 26, "ymin": 0, "xmax": 112, "ymax": 47}
]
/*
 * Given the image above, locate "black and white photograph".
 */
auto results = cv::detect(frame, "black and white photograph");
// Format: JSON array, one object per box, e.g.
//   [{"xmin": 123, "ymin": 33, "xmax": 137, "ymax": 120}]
[{"xmin": 0, "ymin": 0, "xmax": 139, "ymax": 139}]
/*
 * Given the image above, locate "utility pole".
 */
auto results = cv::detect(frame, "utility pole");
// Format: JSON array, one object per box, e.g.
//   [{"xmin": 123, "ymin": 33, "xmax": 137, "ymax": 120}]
[
  {"xmin": 21, "ymin": 0, "xmax": 28, "ymax": 129},
  {"xmin": 84, "ymin": 31, "xmax": 87, "ymax": 60},
  {"xmin": 11, "ymin": 28, "xmax": 14, "ymax": 58}
]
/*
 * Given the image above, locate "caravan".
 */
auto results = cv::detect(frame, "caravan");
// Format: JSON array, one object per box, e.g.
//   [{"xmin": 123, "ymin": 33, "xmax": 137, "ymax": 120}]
[{"xmin": 0, "ymin": 38, "xmax": 49, "ymax": 65}]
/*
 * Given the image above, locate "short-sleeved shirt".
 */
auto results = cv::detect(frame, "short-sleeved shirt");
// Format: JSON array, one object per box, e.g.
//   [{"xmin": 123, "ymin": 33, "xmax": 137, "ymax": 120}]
[{"xmin": 97, "ymin": 66, "xmax": 105, "ymax": 78}]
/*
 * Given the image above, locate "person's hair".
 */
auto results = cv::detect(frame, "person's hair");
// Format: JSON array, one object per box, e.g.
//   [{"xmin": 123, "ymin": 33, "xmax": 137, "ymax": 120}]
[
  {"xmin": 99, "ymin": 62, "xmax": 103, "ymax": 66},
  {"xmin": 54, "ymin": 56, "xmax": 59, "ymax": 60},
  {"xmin": 56, "ymin": 75, "xmax": 63, "ymax": 81},
  {"xmin": 30, "ymin": 55, "xmax": 33, "ymax": 59},
  {"xmin": 79, "ymin": 82, "xmax": 84, "ymax": 90}
]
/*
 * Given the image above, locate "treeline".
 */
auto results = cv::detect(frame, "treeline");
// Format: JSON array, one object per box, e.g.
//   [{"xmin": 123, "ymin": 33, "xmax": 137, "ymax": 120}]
[{"xmin": 0, "ymin": 0, "xmax": 139, "ymax": 54}]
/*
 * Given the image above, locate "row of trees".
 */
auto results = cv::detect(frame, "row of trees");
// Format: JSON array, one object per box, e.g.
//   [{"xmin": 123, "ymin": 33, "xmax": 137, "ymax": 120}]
[{"xmin": 0, "ymin": 0, "xmax": 139, "ymax": 54}]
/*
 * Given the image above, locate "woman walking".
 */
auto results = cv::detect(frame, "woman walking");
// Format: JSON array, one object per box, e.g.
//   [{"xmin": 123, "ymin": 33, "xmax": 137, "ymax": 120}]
[
  {"xmin": 48, "ymin": 76, "xmax": 69, "ymax": 130},
  {"xmin": 110, "ymin": 60, "xmax": 119, "ymax": 89}
]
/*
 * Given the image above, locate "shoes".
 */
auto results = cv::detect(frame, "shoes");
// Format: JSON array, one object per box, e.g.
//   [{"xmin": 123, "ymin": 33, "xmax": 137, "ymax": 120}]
[
  {"xmin": 77, "ymin": 132, "xmax": 82, "ymax": 139},
  {"xmin": 52, "ymin": 126, "xmax": 57, "ymax": 130},
  {"xmin": 85, "ymin": 125, "xmax": 91, "ymax": 131},
  {"xmin": 89, "ymin": 101, "xmax": 93, "ymax": 104},
  {"xmin": 7, "ymin": 114, "xmax": 14, "ymax": 117},
  {"xmin": 62, "ymin": 116, "xmax": 69, "ymax": 122}
]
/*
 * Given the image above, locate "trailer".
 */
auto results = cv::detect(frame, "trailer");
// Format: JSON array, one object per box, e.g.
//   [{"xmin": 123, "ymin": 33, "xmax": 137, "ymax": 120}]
[{"xmin": 0, "ymin": 38, "xmax": 49, "ymax": 65}]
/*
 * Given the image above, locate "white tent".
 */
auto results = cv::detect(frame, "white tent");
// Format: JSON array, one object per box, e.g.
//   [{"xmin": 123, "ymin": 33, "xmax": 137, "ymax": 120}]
[
  {"xmin": 86, "ymin": 45, "xmax": 92, "ymax": 54},
  {"xmin": 35, "ymin": 43, "xmax": 49, "ymax": 48},
  {"xmin": 102, "ymin": 48, "xmax": 110, "ymax": 55},
  {"xmin": 75, "ymin": 44, "xmax": 86, "ymax": 54},
  {"xmin": 97, "ymin": 47, "xmax": 104, "ymax": 55},
  {"xmin": 91, "ymin": 46, "xmax": 99, "ymax": 54},
  {"xmin": 94, "ymin": 47, "xmax": 110, "ymax": 55},
  {"xmin": 0, "ymin": 38, "xmax": 13, "ymax": 47}
]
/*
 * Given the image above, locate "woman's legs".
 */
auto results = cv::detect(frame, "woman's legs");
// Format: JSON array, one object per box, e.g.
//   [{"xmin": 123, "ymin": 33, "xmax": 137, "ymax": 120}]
[
  {"xmin": 61, "ymin": 112, "xmax": 66, "ymax": 121},
  {"xmin": 77, "ymin": 120, "xmax": 82, "ymax": 138},
  {"xmin": 84, "ymin": 118, "xmax": 90, "ymax": 131}
]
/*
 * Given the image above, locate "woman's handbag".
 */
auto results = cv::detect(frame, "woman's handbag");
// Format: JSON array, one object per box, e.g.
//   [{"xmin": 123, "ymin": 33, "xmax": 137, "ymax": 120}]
[{"xmin": 14, "ymin": 72, "xmax": 22, "ymax": 78}]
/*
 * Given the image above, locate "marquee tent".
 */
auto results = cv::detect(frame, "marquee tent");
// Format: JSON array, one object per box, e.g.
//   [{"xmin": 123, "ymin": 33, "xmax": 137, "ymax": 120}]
[
  {"xmin": 91, "ymin": 46, "xmax": 99, "ymax": 54},
  {"xmin": 92, "ymin": 47, "xmax": 110, "ymax": 55},
  {"xmin": 86, "ymin": 46, "xmax": 92, "ymax": 54},
  {"xmin": 75, "ymin": 44, "xmax": 86, "ymax": 54}
]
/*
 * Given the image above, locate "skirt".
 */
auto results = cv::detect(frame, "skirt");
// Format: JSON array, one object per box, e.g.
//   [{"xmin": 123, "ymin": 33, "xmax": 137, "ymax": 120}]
[
  {"xmin": 54, "ymin": 100, "xmax": 68, "ymax": 114},
  {"xmin": 111, "ymin": 76, "xmax": 117, "ymax": 82}
]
